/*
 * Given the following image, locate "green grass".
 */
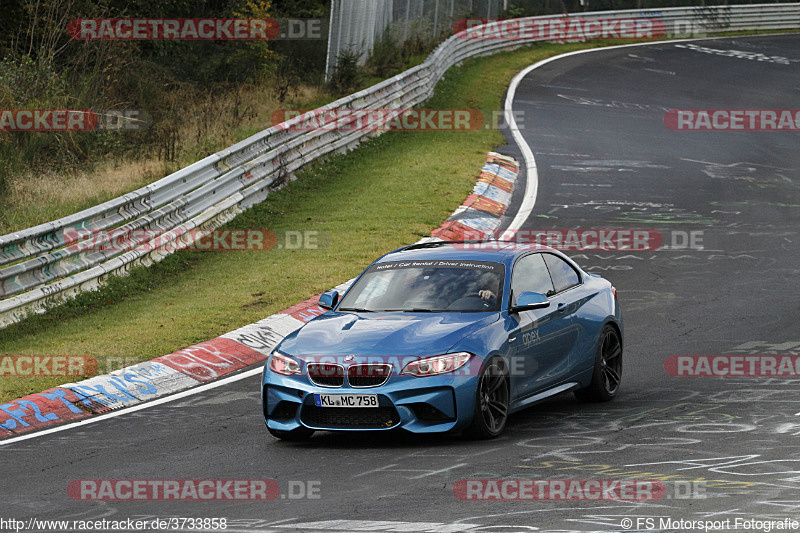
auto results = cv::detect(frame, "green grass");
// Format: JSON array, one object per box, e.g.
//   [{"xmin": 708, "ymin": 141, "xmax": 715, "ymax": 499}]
[{"xmin": 0, "ymin": 36, "xmax": 732, "ymax": 402}]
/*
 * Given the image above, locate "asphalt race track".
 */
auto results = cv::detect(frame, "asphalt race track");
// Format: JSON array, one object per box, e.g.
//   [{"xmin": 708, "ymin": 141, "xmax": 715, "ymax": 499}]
[{"xmin": 3, "ymin": 34, "xmax": 800, "ymax": 533}]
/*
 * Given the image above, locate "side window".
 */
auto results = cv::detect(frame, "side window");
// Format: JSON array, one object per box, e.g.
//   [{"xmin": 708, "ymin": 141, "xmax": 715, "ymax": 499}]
[
  {"xmin": 511, "ymin": 254, "xmax": 555, "ymax": 303},
  {"xmin": 543, "ymin": 253, "xmax": 581, "ymax": 293}
]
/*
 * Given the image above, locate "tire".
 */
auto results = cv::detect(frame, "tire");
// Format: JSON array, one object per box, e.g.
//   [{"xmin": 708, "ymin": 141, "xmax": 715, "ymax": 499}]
[
  {"xmin": 575, "ymin": 324, "xmax": 622, "ymax": 402},
  {"xmin": 465, "ymin": 356, "xmax": 510, "ymax": 439},
  {"xmin": 268, "ymin": 426, "xmax": 314, "ymax": 441}
]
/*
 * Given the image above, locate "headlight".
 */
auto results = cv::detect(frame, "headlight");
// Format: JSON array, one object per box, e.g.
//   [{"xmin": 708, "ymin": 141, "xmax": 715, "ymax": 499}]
[
  {"xmin": 269, "ymin": 351, "xmax": 301, "ymax": 376},
  {"xmin": 401, "ymin": 352, "xmax": 472, "ymax": 377}
]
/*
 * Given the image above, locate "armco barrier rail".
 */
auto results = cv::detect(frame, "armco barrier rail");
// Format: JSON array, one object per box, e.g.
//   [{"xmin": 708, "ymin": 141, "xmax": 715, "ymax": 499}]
[{"xmin": 1, "ymin": 4, "xmax": 798, "ymax": 328}]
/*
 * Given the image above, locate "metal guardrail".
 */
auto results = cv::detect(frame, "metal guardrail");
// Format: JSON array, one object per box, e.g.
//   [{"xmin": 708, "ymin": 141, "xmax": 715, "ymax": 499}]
[{"xmin": 1, "ymin": 4, "xmax": 798, "ymax": 328}]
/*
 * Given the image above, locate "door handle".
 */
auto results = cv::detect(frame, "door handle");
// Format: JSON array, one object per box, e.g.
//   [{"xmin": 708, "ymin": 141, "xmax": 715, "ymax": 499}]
[
  {"xmin": 509, "ymin": 336, "xmax": 517, "ymax": 342},
  {"xmin": 556, "ymin": 302, "xmax": 567, "ymax": 312}
]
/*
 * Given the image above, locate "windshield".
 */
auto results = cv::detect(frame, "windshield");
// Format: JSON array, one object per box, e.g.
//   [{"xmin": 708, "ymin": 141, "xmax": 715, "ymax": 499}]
[{"xmin": 338, "ymin": 260, "xmax": 505, "ymax": 312}]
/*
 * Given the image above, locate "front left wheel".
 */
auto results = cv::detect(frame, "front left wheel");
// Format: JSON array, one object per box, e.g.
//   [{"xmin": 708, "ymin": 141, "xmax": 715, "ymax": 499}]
[{"xmin": 465, "ymin": 356, "xmax": 510, "ymax": 439}]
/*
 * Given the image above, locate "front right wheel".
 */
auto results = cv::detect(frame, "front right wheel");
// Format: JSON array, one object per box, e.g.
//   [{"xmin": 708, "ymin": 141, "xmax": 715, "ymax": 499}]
[{"xmin": 575, "ymin": 324, "xmax": 622, "ymax": 402}]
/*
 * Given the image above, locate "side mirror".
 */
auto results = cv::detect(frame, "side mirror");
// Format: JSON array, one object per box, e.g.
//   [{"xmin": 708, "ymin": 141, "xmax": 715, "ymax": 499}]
[
  {"xmin": 511, "ymin": 291, "xmax": 550, "ymax": 313},
  {"xmin": 318, "ymin": 290, "xmax": 339, "ymax": 310}
]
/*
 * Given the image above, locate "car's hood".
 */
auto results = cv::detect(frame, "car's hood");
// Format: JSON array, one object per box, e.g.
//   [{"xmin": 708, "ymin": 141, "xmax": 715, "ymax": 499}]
[{"xmin": 279, "ymin": 311, "xmax": 499, "ymax": 357}]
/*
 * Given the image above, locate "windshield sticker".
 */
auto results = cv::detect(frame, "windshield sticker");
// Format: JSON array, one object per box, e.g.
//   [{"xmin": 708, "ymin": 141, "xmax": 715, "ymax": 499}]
[{"xmin": 370, "ymin": 260, "xmax": 504, "ymax": 273}]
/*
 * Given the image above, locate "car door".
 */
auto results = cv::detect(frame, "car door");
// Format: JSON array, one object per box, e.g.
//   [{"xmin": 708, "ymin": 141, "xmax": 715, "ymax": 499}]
[
  {"xmin": 541, "ymin": 253, "xmax": 584, "ymax": 372},
  {"xmin": 507, "ymin": 253, "xmax": 573, "ymax": 398}
]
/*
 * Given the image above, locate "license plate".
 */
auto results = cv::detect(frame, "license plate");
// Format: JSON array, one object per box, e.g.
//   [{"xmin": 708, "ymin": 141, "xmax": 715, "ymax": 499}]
[{"xmin": 314, "ymin": 394, "xmax": 378, "ymax": 408}]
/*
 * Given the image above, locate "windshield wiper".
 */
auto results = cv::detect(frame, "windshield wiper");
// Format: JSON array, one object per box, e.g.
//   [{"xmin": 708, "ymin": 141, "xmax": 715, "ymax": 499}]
[
  {"xmin": 383, "ymin": 308, "xmax": 440, "ymax": 313},
  {"xmin": 338, "ymin": 307, "xmax": 375, "ymax": 312}
]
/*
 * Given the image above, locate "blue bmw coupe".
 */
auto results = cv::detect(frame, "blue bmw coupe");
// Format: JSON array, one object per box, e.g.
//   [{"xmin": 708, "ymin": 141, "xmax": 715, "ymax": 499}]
[{"xmin": 262, "ymin": 241, "xmax": 622, "ymax": 440}]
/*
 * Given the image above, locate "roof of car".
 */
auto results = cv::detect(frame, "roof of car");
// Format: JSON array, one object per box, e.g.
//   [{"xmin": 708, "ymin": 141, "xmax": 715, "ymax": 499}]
[{"xmin": 376, "ymin": 240, "xmax": 558, "ymax": 267}]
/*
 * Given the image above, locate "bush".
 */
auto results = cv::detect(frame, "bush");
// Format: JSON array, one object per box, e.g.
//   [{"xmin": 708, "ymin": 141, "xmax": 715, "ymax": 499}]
[
  {"xmin": 367, "ymin": 31, "xmax": 401, "ymax": 78},
  {"xmin": 328, "ymin": 47, "xmax": 363, "ymax": 95}
]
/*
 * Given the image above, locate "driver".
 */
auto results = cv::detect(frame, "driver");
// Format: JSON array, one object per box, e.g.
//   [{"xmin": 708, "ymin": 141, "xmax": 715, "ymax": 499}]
[
  {"xmin": 477, "ymin": 272, "xmax": 500, "ymax": 303},
  {"xmin": 479, "ymin": 288, "xmax": 496, "ymax": 301}
]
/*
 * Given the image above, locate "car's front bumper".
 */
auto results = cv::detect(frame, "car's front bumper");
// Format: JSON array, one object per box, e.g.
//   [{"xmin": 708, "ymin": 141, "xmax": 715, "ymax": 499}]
[{"xmin": 262, "ymin": 369, "xmax": 480, "ymax": 434}]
